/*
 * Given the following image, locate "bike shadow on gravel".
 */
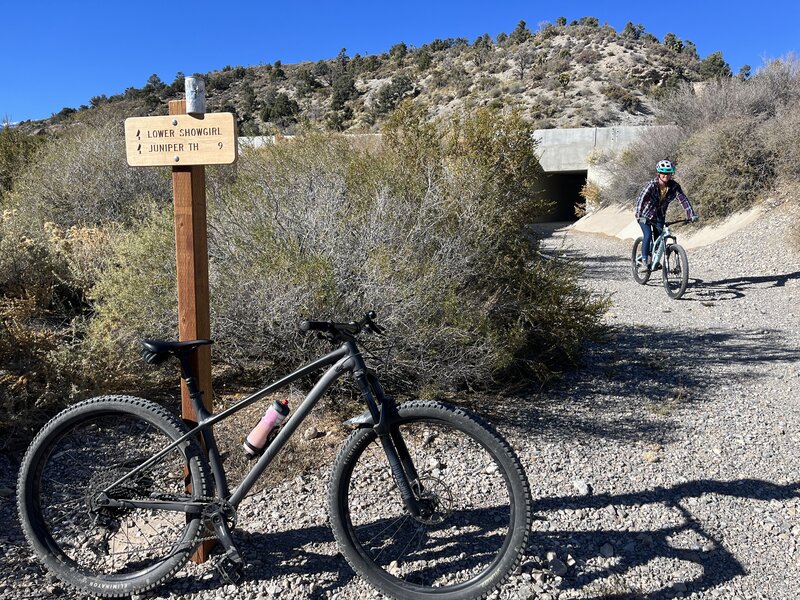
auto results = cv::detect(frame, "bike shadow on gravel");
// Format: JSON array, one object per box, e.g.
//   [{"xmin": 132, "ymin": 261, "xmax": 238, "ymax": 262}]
[
  {"xmin": 154, "ymin": 522, "xmax": 357, "ymax": 598},
  {"xmin": 487, "ymin": 324, "xmax": 800, "ymax": 446},
  {"xmin": 159, "ymin": 505, "xmax": 520, "ymax": 599},
  {"xmin": 156, "ymin": 478, "xmax": 800, "ymax": 600},
  {"xmin": 532, "ymin": 478, "xmax": 800, "ymax": 600},
  {"xmin": 0, "ymin": 485, "xmax": 356, "ymax": 600},
  {"xmin": 688, "ymin": 270, "xmax": 800, "ymax": 302}
]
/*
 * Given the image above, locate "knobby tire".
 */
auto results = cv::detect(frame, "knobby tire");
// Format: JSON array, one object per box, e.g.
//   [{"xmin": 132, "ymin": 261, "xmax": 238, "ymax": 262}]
[
  {"xmin": 662, "ymin": 243, "xmax": 689, "ymax": 299},
  {"xmin": 631, "ymin": 237, "xmax": 651, "ymax": 284},
  {"xmin": 328, "ymin": 400, "xmax": 532, "ymax": 600},
  {"xmin": 17, "ymin": 395, "xmax": 213, "ymax": 598}
]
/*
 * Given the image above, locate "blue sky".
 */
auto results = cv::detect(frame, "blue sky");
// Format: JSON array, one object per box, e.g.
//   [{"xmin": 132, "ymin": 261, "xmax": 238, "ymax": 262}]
[{"xmin": 2, "ymin": 1, "xmax": 798, "ymax": 123}]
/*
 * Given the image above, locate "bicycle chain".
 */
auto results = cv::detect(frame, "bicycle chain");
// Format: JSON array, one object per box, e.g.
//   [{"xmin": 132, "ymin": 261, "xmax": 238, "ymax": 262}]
[{"xmin": 103, "ymin": 496, "xmax": 232, "ymax": 553}]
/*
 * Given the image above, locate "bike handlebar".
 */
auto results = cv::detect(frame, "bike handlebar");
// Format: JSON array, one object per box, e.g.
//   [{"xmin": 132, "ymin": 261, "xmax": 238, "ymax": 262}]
[
  {"xmin": 664, "ymin": 218, "xmax": 696, "ymax": 226},
  {"xmin": 299, "ymin": 311, "xmax": 384, "ymax": 338}
]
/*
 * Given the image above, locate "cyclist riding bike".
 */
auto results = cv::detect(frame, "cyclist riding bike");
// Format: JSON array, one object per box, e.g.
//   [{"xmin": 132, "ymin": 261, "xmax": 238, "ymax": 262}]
[{"xmin": 634, "ymin": 160, "xmax": 698, "ymax": 273}]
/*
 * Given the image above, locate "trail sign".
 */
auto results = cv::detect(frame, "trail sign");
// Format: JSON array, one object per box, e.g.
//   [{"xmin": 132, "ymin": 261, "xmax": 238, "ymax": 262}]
[{"xmin": 124, "ymin": 112, "xmax": 237, "ymax": 167}]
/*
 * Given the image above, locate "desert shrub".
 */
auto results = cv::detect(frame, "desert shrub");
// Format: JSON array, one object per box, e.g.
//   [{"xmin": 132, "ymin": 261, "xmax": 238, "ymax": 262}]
[
  {"xmin": 9, "ymin": 120, "xmax": 171, "ymax": 228},
  {"xmin": 602, "ymin": 84, "xmax": 641, "ymax": 113},
  {"xmin": 373, "ymin": 75, "xmax": 414, "ymax": 114},
  {"xmin": 0, "ymin": 115, "xmax": 173, "ymax": 443},
  {"xmin": 87, "ymin": 207, "xmax": 177, "ymax": 365},
  {"xmin": 261, "ymin": 91, "xmax": 300, "ymax": 127},
  {"xmin": 660, "ymin": 57, "xmax": 800, "ymax": 132},
  {"xmin": 0, "ymin": 211, "xmax": 68, "ymax": 302},
  {"xmin": 0, "ymin": 211, "xmax": 103, "ymax": 445},
  {"xmin": 678, "ymin": 117, "xmax": 774, "ymax": 218},
  {"xmin": 0, "ymin": 122, "xmax": 44, "ymax": 202},
  {"xmin": 580, "ymin": 180, "xmax": 602, "ymax": 212},
  {"xmin": 761, "ymin": 105, "xmax": 800, "ymax": 180},
  {"xmin": 598, "ymin": 126, "xmax": 683, "ymax": 205},
  {"xmin": 605, "ymin": 57, "xmax": 798, "ymax": 218},
  {"xmin": 91, "ymin": 105, "xmax": 606, "ymax": 394},
  {"xmin": 575, "ymin": 48, "xmax": 602, "ymax": 65}
]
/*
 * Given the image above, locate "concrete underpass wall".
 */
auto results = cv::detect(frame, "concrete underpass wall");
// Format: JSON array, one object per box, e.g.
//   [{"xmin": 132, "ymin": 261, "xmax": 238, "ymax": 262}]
[{"xmin": 533, "ymin": 125, "xmax": 674, "ymax": 221}]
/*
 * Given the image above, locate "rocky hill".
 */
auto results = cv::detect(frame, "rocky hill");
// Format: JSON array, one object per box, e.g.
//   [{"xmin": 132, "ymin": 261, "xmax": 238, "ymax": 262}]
[{"xmin": 26, "ymin": 18, "xmax": 734, "ymax": 135}]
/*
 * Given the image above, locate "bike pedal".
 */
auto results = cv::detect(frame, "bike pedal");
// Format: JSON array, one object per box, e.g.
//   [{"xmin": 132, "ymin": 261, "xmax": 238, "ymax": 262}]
[{"xmin": 215, "ymin": 555, "xmax": 245, "ymax": 585}]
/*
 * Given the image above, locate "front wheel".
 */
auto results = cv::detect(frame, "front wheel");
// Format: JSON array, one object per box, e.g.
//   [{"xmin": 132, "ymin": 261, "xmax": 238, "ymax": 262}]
[
  {"xmin": 328, "ymin": 401, "xmax": 532, "ymax": 600},
  {"xmin": 17, "ymin": 396, "xmax": 213, "ymax": 598},
  {"xmin": 662, "ymin": 243, "xmax": 689, "ymax": 299},
  {"xmin": 631, "ymin": 237, "xmax": 651, "ymax": 284}
]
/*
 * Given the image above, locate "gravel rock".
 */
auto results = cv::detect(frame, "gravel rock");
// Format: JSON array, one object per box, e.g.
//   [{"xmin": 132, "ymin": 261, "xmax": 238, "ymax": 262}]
[
  {"xmin": 572, "ymin": 479, "xmax": 592, "ymax": 496},
  {"xmin": 2, "ymin": 200, "xmax": 798, "ymax": 599}
]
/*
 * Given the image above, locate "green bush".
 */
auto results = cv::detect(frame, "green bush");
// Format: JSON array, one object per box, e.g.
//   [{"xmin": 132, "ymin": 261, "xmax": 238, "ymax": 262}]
[
  {"xmin": 679, "ymin": 117, "xmax": 774, "ymax": 218},
  {"xmin": 374, "ymin": 75, "xmax": 414, "ymax": 114},
  {"xmin": 9, "ymin": 120, "xmax": 171, "ymax": 228},
  {"xmin": 89, "ymin": 105, "xmax": 606, "ymax": 394}
]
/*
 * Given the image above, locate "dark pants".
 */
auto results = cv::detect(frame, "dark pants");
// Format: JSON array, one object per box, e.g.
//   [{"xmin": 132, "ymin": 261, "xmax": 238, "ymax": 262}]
[{"xmin": 638, "ymin": 219, "xmax": 663, "ymax": 265}]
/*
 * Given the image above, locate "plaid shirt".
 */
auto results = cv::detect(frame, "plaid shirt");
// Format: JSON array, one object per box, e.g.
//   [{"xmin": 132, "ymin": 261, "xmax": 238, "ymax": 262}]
[{"xmin": 634, "ymin": 178, "xmax": 697, "ymax": 222}]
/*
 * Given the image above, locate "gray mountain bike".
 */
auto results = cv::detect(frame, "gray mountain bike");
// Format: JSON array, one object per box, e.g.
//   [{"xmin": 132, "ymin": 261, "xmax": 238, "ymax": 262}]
[
  {"xmin": 17, "ymin": 312, "xmax": 532, "ymax": 600},
  {"xmin": 631, "ymin": 219, "xmax": 691, "ymax": 299}
]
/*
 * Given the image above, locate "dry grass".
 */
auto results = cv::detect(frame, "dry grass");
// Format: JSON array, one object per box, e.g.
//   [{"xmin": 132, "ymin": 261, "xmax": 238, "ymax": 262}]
[{"xmin": 647, "ymin": 386, "xmax": 688, "ymax": 417}]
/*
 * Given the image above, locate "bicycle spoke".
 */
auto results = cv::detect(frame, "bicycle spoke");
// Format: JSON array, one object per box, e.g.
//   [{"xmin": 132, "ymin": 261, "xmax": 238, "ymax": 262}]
[
  {"xmin": 19, "ymin": 397, "xmax": 210, "ymax": 597},
  {"xmin": 332, "ymin": 409, "xmax": 524, "ymax": 594}
]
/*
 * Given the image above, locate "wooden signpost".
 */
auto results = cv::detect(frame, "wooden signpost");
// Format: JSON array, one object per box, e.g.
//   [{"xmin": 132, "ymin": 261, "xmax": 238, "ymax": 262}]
[{"xmin": 124, "ymin": 78, "xmax": 237, "ymax": 562}]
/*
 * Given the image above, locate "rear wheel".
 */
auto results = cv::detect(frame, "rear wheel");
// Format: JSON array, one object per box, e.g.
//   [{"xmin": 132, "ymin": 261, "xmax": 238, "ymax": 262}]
[
  {"xmin": 328, "ymin": 401, "xmax": 532, "ymax": 600},
  {"xmin": 662, "ymin": 244, "xmax": 689, "ymax": 299},
  {"xmin": 17, "ymin": 395, "xmax": 212, "ymax": 598},
  {"xmin": 631, "ymin": 237, "xmax": 651, "ymax": 284}
]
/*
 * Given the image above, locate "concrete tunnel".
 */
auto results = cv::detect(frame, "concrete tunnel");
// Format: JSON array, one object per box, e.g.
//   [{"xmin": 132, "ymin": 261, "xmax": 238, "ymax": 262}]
[
  {"xmin": 535, "ymin": 170, "xmax": 587, "ymax": 222},
  {"xmin": 532, "ymin": 125, "xmax": 671, "ymax": 222}
]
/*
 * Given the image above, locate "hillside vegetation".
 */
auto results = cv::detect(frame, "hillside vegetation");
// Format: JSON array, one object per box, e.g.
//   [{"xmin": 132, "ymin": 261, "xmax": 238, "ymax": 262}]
[
  {"xmin": 2, "ymin": 17, "xmax": 799, "ymax": 449},
  {"xmin": 18, "ymin": 18, "xmax": 732, "ymax": 135},
  {"xmin": 595, "ymin": 57, "xmax": 800, "ymax": 221},
  {"xmin": 0, "ymin": 104, "xmax": 608, "ymax": 448}
]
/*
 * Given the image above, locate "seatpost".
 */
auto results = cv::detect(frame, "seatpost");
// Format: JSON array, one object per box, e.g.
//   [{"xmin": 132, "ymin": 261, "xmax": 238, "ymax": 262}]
[
  {"xmin": 178, "ymin": 354, "xmax": 210, "ymax": 420},
  {"xmin": 177, "ymin": 351, "xmax": 228, "ymax": 499}
]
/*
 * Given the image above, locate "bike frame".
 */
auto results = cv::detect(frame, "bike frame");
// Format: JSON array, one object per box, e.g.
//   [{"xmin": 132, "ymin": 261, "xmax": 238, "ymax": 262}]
[
  {"xmin": 100, "ymin": 339, "xmax": 420, "ymax": 515},
  {"xmin": 645, "ymin": 221, "xmax": 680, "ymax": 266}
]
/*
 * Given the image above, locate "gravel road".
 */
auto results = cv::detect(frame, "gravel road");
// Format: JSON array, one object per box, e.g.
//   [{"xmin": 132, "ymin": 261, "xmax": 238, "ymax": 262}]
[{"xmin": 2, "ymin": 200, "xmax": 799, "ymax": 600}]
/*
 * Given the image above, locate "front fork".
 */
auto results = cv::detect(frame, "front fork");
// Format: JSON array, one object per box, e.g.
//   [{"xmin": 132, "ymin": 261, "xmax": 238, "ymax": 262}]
[{"xmin": 354, "ymin": 371, "xmax": 425, "ymax": 517}]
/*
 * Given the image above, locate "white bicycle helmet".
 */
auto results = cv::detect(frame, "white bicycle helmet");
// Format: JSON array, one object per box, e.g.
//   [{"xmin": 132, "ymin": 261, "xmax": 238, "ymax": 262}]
[{"xmin": 656, "ymin": 160, "xmax": 675, "ymax": 174}]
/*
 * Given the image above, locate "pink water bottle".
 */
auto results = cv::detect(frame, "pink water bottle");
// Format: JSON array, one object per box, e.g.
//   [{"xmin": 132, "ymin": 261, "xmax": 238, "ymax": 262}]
[{"xmin": 243, "ymin": 399, "xmax": 290, "ymax": 456}]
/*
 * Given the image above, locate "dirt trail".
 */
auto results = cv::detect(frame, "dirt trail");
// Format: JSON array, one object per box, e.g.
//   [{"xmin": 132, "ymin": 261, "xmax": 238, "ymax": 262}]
[
  {"xmin": 513, "ymin": 199, "xmax": 800, "ymax": 598},
  {"xmin": 2, "ymin": 201, "xmax": 799, "ymax": 600}
]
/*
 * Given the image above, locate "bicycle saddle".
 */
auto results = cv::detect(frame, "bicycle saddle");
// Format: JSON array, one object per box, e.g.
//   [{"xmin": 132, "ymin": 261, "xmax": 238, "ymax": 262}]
[{"xmin": 140, "ymin": 339, "xmax": 213, "ymax": 364}]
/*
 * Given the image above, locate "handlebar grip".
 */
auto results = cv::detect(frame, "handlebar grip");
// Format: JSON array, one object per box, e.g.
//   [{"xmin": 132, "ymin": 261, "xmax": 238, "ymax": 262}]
[
  {"xmin": 299, "ymin": 312, "xmax": 382, "ymax": 337},
  {"xmin": 299, "ymin": 320, "xmax": 330, "ymax": 333}
]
